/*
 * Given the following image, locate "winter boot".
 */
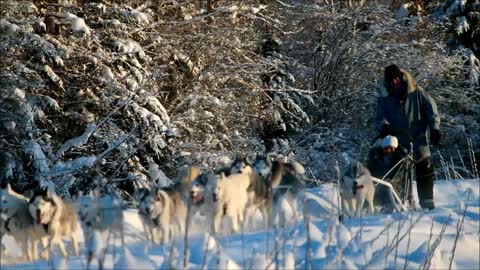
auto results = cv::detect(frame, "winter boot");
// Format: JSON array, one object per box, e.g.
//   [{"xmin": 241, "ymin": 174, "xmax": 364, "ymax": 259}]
[{"xmin": 415, "ymin": 157, "xmax": 435, "ymax": 210}]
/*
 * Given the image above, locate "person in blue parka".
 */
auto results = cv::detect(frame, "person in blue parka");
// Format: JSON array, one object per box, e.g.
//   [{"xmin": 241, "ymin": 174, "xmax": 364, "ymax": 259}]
[{"xmin": 375, "ymin": 64, "xmax": 441, "ymax": 210}]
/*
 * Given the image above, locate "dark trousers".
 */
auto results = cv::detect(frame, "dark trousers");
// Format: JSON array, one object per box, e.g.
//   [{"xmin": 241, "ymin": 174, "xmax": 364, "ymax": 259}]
[{"xmin": 415, "ymin": 157, "xmax": 435, "ymax": 209}]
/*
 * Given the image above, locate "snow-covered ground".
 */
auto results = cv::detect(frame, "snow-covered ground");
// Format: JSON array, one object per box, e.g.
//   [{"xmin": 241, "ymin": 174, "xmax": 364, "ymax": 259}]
[{"xmin": 1, "ymin": 180, "xmax": 479, "ymax": 269}]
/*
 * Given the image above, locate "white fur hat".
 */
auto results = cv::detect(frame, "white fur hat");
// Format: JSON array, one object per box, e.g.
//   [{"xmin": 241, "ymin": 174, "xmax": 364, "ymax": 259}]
[{"xmin": 382, "ymin": 135, "xmax": 398, "ymax": 149}]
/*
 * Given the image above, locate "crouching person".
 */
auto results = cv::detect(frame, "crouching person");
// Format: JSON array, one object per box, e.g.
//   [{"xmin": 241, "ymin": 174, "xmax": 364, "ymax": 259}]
[{"xmin": 367, "ymin": 135, "xmax": 407, "ymax": 212}]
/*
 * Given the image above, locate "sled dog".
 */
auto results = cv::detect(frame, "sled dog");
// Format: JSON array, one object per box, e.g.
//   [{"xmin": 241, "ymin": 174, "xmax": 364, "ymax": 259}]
[
  {"xmin": 137, "ymin": 183, "xmax": 187, "ymax": 242},
  {"xmin": 0, "ymin": 183, "xmax": 48, "ymax": 261},
  {"xmin": 188, "ymin": 172, "xmax": 217, "ymax": 232},
  {"xmin": 134, "ymin": 187, "xmax": 157, "ymax": 242},
  {"xmin": 28, "ymin": 187, "xmax": 79, "ymax": 260},
  {"xmin": 271, "ymin": 161, "xmax": 306, "ymax": 226},
  {"xmin": 213, "ymin": 172, "xmax": 251, "ymax": 234},
  {"xmin": 75, "ymin": 191, "xmax": 125, "ymax": 264},
  {"xmin": 137, "ymin": 187, "xmax": 173, "ymax": 244},
  {"xmin": 251, "ymin": 156, "xmax": 306, "ymax": 227},
  {"xmin": 228, "ymin": 156, "xmax": 253, "ymax": 175},
  {"xmin": 340, "ymin": 161, "xmax": 375, "ymax": 217}
]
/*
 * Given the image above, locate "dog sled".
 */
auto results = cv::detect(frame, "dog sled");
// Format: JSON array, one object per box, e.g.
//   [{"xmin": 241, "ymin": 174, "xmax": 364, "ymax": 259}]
[{"xmin": 371, "ymin": 148, "xmax": 416, "ymax": 212}]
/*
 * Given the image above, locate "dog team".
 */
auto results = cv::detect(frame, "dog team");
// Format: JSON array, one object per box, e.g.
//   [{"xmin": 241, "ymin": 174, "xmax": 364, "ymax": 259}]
[
  {"xmin": 133, "ymin": 154, "xmax": 307, "ymax": 244},
  {"xmin": 0, "ymin": 154, "xmax": 307, "ymax": 262},
  {"xmin": 0, "ymin": 153, "xmax": 377, "ymax": 263}
]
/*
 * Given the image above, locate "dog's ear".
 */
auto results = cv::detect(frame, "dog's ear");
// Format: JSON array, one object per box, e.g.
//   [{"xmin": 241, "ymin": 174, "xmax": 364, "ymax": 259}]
[
  {"xmin": 46, "ymin": 187, "xmax": 54, "ymax": 198},
  {"xmin": 355, "ymin": 161, "xmax": 363, "ymax": 172},
  {"xmin": 155, "ymin": 189, "xmax": 165, "ymax": 204},
  {"xmin": 245, "ymin": 155, "xmax": 253, "ymax": 165}
]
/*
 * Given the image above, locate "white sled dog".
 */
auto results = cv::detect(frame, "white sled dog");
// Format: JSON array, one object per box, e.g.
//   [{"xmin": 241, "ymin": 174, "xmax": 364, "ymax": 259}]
[
  {"xmin": 0, "ymin": 183, "xmax": 48, "ymax": 261},
  {"xmin": 75, "ymin": 191, "xmax": 124, "ymax": 264},
  {"xmin": 340, "ymin": 161, "xmax": 375, "ymax": 217},
  {"xmin": 28, "ymin": 187, "xmax": 79, "ymax": 260},
  {"xmin": 188, "ymin": 157, "xmax": 253, "ymax": 232},
  {"xmin": 213, "ymin": 172, "xmax": 251, "ymax": 234}
]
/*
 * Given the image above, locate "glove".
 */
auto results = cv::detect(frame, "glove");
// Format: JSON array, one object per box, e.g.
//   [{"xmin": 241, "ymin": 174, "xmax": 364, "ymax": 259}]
[
  {"xmin": 430, "ymin": 129, "xmax": 440, "ymax": 146},
  {"xmin": 379, "ymin": 124, "xmax": 393, "ymax": 138}
]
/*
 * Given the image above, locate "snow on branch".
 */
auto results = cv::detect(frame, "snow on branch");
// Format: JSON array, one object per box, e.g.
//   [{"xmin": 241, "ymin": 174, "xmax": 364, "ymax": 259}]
[
  {"xmin": 465, "ymin": 49, "xmax": 480, "ymax": 88},
  {"xmin": 148, "ymin": 162, "xmax": 172, "ymax": 187},
  {"xmin": 50, "ymin": 156, "xmax": 97, "ymax": 177},
  {"xmin": 457, "ymin": 16, "xmax": 469, "ymax": 35},
  {"xmin": 64, "ymin": 12, "xmax": 91, "ymax": 36},
  {"xmin": 54, "ymin": 124, "xmax": 96, "ymax": 160},
  {"xmin": 22, "ymin": 139, "xmax": 49, "ymax": 183}
]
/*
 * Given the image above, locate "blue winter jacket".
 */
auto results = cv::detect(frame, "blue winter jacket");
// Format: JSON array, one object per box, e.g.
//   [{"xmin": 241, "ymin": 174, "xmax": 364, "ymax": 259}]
[{"xmin": 375, "ymin": 69, "xmax": 440, "ymax": 160}]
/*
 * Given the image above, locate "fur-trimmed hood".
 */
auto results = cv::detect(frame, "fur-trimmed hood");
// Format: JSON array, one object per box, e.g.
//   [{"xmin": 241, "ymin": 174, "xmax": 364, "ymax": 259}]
[{"xmin": 379, "ymin": 68, "xmax": 417, "ymax": 97}]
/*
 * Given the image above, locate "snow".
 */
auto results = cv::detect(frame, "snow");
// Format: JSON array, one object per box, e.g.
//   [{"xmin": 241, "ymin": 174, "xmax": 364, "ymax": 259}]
[
  {"xmin": 129, "ymin": 10, "xmax": 150, "ymax": 26},
  {"xmin": 113, "ymin": 39, "xmax": 143, "ymax": 56},
  {"xmin": 1, "ymin": 179, "xmax": 479, "ymax": 269},
  {"xmin": 0, "ymin": 19, "xmax": 19, "ymax": 34},
  {"xmin": 50, "ymin": 156, "xmax": 97, "ymax": 177},
  {"xmin": 11, "ymin": 88, "xmax": 25, "ymax": 100},
  {"xmin": 22, "ymin": 139, "xmax": 49, "ymax": 181},
  {"xmin": 54, "ymin": 124, "xmax": 97, "ymax": 160},
  {"xmin": 457, "ymin": 16, "xmax": 469, "ymax": 35},
  {"xmin": 64, "ymin": 12, "xmax": 91, "ymax": 36},
  {"xmin": 148, "ymin": 163, "xmax": 173, "ymax": 187},
  {"xmin": 42, "ymin": 64, "xmax": 64, "ymax": 89},
  {"xmin": 466, "ymin": 49, "xmax": 480, "ymax": 88}
]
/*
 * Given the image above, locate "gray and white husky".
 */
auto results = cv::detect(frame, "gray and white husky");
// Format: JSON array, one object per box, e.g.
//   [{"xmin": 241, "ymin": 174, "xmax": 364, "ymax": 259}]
[
  {"xmin": 227, "ymin": 156, "xmax": 253, "ymax": 176},
  {"xmin": 28, "ymin": 187, "xmax": 79, "ymax": 260},
  {"xmin": 0, "ymin": 183, "xmax": 48, "ymax": 261},
  {"xmin": 251, "ymin": 156, "xmax": 306, "ymax": 227},
  {"xmin": 136, "ymin": 184, "xmax": 186, "ymax": 243},
  {"xmin": 340, "ymin": 161, "xmax": 375, "ymax": 217}
]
